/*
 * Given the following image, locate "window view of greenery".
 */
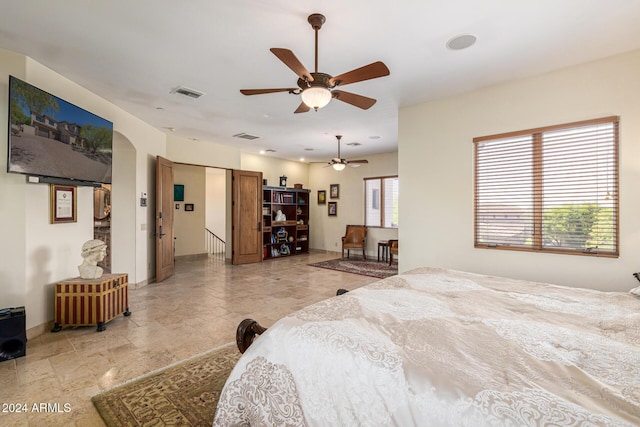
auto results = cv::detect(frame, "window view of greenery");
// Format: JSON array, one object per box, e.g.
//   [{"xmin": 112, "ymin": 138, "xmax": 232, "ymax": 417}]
[
  {"xmin": 365, "ymin": 176, "xmax": 399, "ymax": 228},
  {"xmin": 474, "ymin": 118, "xmax": 618, "ymax": 256}
]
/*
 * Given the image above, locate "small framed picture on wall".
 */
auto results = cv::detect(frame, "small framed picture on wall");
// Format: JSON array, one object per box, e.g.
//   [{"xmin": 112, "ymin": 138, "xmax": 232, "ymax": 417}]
[
  {"xmin": 50, "ymin": 184, "xmax": 77, "ymax": 224},
  {"xmin": 330, "ymin": 184, "xmax": 339, "ymax": 199},
  {"xmin": 328, "ymin": 201, "xmax": 337, "ymax": 216},
  {"xmin": 317, "ymin": 190, "xmax": 326, "ymax": 204}
]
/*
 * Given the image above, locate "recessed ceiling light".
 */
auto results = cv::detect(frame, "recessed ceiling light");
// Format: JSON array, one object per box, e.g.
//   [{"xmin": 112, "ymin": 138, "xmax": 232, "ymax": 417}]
[
  {"xmin": 304, "ymin": 148, "xmax": 314, "ymax": 151},
  {"xmin": 446, "ymin": 34, "xmax": 477, "ymax": 50},
  {"xmin": 346, "ymin": 142, "xmax": 362, "ymax": 146},
  {"xmin": 369, "ymin": 135, "xmax": 381, "ymax": 140},
  {"xmin": 163, "ymin": 127, "xmax": 176, "ymax": 132}
]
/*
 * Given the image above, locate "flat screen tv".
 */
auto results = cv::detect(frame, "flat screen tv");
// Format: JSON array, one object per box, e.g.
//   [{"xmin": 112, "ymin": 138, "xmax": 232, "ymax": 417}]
[{"xmin": 8, "ymin": 75, "xmax": 113, "ymax": 184}]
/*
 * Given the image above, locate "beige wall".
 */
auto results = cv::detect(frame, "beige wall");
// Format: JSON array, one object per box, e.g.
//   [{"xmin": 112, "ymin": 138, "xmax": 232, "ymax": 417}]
[
  {"xmin": 241, "ymin": 153, "xmax": 308, "ymax": 188},
  {"xmin": 399, "ymin": 49, "xmax": 640, "ymax": 291},
  {"xmin": 174, "ymin": 164, "xmax": 207, "ymax": 257},
  {"xmin": 309, "ymin": 152, "xmax": 398, "ymax": 257}
]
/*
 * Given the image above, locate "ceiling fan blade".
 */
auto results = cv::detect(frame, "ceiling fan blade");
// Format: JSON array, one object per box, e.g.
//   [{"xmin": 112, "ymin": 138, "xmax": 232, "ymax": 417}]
[
  {"xmin": 270, "ymin": 48, "xmax": 314, "ymax": 82},
  {"xmin": 294, "ymin": 102, "xmax": 311, "ymax": 114},
  {"xmin": 240, "ymin": 88, "xmax": 297, "ymax": 95},
  {"xmin": 329, "ymin": 61, "xmax": 390, "ymax": 87},
  {"xmin": 347, "ymin": 160, "xmax": 369, "ymax": 164},
  {"xmin": 332, "ymin": 90, "xmax": 377, "ymax": 110}
]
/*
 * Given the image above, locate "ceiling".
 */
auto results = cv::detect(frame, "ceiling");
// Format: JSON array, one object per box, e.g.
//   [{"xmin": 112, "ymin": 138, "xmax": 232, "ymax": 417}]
[{"xmin": 2, "ymin": 1, "xmax": 640, "ymax": 163}]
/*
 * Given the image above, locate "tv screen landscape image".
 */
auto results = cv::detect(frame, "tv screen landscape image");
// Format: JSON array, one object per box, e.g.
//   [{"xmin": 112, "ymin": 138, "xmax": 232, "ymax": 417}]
[{"xmin": 8, "ymin": 75, "xmax": 113, "ymax": 184}]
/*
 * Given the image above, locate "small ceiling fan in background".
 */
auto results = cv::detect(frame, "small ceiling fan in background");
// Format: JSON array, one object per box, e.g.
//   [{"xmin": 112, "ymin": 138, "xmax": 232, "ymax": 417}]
[
  {"xmin": 240, "ymin": 13, "xmax": 390, "ymax": 113},
  {"xmin": 327, "ymin": 135, "xmax": 368, "ymax": 170}
]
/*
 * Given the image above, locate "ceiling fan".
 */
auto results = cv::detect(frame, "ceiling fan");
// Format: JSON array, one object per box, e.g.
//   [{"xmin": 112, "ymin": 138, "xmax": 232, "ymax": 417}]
[
  {"xmin": 240, "ymin": 13, "xmax": 390, "ymax": 113},
  {"xmin": 327, "ymin": 135, "xmax": 368, "ymax": 171}
]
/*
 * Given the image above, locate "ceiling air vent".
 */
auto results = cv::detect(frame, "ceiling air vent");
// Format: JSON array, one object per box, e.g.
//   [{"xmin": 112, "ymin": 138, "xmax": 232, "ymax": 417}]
[
  {"xmin": 170, "ymin": 85, "xmax": 205, "ymax": 99},
  {"xmin": 233, "ymin": 132, "xmax": 261, "ymax": 141}
]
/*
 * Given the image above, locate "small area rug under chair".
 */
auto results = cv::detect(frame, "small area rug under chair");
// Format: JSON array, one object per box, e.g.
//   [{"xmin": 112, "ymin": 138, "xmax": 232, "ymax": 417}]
[
  {"xmin": 308, "ymin": 256, "xmax": 398, "ymax": 279},
  {"xmin": 91, "ymin": 343, "xmax": 240, "ymax": 426}
]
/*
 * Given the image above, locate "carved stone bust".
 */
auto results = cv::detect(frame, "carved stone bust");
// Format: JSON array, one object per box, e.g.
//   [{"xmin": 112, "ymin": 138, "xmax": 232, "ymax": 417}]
[
  {"xmin": 275, "ymin": 209, "xmax": 286, "ymax": 221},
  {"xmin": 78, "ymin": 239, "xmax": 107, "ymax": 279}
]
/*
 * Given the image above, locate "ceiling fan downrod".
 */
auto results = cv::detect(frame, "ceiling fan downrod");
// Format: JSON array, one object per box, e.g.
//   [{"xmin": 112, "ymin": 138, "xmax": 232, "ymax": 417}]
[{"xmin": 308, "ymin": 14, "xmax": 326, "ymax": 74}]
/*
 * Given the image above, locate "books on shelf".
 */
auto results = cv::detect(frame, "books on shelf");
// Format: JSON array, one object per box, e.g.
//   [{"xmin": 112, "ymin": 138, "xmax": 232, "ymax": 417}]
[{"xmin": 272, "ymin": 192, "xmax": 295, "ymax": 204}]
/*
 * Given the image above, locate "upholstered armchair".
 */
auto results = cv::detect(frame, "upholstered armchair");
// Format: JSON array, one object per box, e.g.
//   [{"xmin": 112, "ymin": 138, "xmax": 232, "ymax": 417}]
[
  {"xmin": 388, "ymin": 239, "xmax": 398, "ymax": 265},
  {"xmin": 341, "ymin": 225, "xmax": 367, "ymax": 259}
]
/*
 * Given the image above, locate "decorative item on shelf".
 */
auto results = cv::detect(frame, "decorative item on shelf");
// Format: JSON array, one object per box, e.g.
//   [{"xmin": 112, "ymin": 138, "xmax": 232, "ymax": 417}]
[
  {"xmin": 78, "ymin": 239, "xmax": 107, "ymax": 279},
  {"xmin": 275, "ymin": 209, "xmax": 286, "ymax": 221},
  {"xmin": 276, "ymin": 227, "xmax": 288, "ymax": 242},
  {"xmin": 280, "ymin": 244, "xmax": 291, "ymax": 256},
  {"xmin": 297, "ymin": 219, "xmax": 304, "ymax": 225},
  {"xmin": 297, "ymin": 207, "xmax": 302, "ymax": 215},
  {"xmin": 294, "ymin": 183, "xmax": 303, "ymax": 189},
  {"xmin": 318, "ymin": 190, "xmax": 326, "ymax": 204},
  {"xmin": 262, "ymin": 207, "xmax": 270, "ymax": 215},
  {"xmin": 279, "ymin": 175, "xmax": 287, "ymax": 187},
  {"xmin": 263, "ymin": 179, "xmax": 268, "ymax": 186},
  {"xmin": 288, "ymin": 236, "xmax": 294, "ymax": 242}
]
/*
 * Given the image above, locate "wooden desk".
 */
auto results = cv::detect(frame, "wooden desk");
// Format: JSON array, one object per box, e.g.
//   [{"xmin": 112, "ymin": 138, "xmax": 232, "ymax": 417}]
[{"xmin": 52, "ymin": 273, "xmax": 130, "ymax": 332}]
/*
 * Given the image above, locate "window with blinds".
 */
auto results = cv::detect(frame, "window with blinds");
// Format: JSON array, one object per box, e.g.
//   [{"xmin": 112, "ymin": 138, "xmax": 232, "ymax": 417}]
[
  {"xmin": 473, "ymin": 116, "xmax": 619, "ymax": 257},
  {"xmin": 365, "ymin": 176, "xmax": 399, "ymax": 228}
]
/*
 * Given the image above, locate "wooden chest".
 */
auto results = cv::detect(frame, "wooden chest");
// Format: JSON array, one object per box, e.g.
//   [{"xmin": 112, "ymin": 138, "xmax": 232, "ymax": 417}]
[{"xmin": 52, "ymin": 273, "xmax": 130, "ymax": 332}]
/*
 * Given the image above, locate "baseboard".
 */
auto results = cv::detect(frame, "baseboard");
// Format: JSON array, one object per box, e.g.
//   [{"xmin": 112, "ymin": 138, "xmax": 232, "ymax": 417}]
[
  {"xmin": 130, "ymin": 279, "xmax": 150, "ymax": 290},
  {"xmin": 26, "ymin": 320, "xmax": 55, "ymax": 340},
  {"xmin": 174, "ymin": 253, "xmax": 209, "ymax": 261}
]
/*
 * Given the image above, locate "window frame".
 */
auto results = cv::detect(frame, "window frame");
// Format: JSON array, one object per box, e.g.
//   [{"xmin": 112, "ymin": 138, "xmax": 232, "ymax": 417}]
[
  {"xmin": 473, "ymin": 116, "xmax": 619, "ymax": 258},
  {"xmin": 364, "ymin": 175, "xmax": 399, "ymax": 229}
]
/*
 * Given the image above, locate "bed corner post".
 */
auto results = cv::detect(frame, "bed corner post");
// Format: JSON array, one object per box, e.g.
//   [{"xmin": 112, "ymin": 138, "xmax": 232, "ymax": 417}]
[{"xmin": 236, "ymin": 318, "xmax": 268, "ymax": 353}]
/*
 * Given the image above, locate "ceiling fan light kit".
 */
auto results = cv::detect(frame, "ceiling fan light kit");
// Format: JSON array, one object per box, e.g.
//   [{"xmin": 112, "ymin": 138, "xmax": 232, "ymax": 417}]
[
  {"xmin": 301, "ymin": 86, "xmax": 331, "ymax": 110},
  {"xmin": 240, "ymin": 13, "xmax": 390, "ymax": 113},
  {"xmin": 327, "ymin": 135, "xmax": 369, "ymax": 171}
]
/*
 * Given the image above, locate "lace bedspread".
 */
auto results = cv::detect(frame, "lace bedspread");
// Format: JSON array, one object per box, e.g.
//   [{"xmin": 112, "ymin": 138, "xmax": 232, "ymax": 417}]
[{"xmin": 213, "ymin": 267, "xmax": 640, "ymax": 426}]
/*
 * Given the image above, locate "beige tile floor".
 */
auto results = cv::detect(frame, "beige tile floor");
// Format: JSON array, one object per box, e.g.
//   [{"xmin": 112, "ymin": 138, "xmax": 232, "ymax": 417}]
[{"xmin": 0, "ymin": 251, "xmax": 378, "ymax": 426}]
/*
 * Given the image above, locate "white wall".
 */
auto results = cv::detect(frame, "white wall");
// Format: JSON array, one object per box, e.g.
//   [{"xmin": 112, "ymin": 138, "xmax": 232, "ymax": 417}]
[
  {"xmin": 399, "ymin": 49, "xmax": 640, "ymax": 291},
  {"xmin": 309, "ymin": 152, "xmax": 398, "ymax": 257},
  {"xmin": 206, "ymin": 168, "xmax": 226, "ymax": 244},
  {"xmin": 0, "ymin": 51, "xmax": 166, "ymax": 330},
  {"xmin": 0, "ymin": 50, "xmax": 27, "ymax": 310}
]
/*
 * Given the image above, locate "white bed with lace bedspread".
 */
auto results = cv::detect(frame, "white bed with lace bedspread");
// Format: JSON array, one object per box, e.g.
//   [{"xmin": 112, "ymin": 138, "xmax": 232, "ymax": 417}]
[{"xmin": 213, "ymin": 267, "xmax": 640, "ymax": 426}]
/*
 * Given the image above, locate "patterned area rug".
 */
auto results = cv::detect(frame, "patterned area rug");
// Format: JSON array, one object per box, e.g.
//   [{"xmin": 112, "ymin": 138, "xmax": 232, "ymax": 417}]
[
  {"xmin": 308, "ymin": 256, "xmax": 398, "ymax": 279},
  {"xmin": 92, "ymin": 343, "xmax": 240, "ymax": 426}
]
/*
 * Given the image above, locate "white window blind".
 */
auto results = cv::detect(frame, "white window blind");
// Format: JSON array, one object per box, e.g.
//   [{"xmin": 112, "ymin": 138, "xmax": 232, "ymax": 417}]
[
  {"xmin": 474, "ymin": 116, "xmax": 619, "ymax": 257},
  {"xmin": 365, "ymin": 176, "xmax": 399, "ymax": 228}
]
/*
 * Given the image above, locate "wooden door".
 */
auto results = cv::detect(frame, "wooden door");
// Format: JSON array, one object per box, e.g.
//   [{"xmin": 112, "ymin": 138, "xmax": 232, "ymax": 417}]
[
  {"xmin": 232, "ymin": 169, "xmax": 263, "ymax": 265},
  {"xmin": 155, "ymin": 156, "xmax": 175, "ymax": 281}
]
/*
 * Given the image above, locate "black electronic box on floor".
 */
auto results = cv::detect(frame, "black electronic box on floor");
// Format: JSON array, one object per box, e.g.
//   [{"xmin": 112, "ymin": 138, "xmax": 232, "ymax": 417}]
[{"xmin": 0, "ymin": 306, "xmax": 26, "ymax": 362}]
